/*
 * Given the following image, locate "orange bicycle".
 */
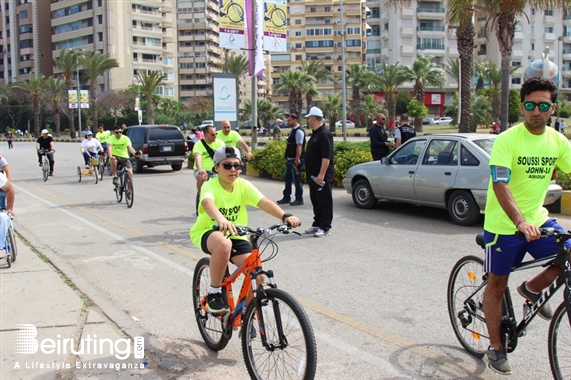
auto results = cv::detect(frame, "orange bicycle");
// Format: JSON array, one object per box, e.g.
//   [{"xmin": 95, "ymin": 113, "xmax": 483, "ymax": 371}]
[{"xmin": 192, "ymin": 223, "xmax": 317, "ymax": 380}]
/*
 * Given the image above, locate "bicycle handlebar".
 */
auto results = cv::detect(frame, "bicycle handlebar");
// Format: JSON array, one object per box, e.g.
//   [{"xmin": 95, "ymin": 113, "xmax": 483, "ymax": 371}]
[
  {"xmin": 212, "ymin": 223, "xmax": 300, "ymax": 237},
  {"xmin": 516, "ymin": 227, "xmax": 571, "ymax": 242},
  {"xmin": 38, "ymin": 149, "xmax": 55, "ymax": 154}
]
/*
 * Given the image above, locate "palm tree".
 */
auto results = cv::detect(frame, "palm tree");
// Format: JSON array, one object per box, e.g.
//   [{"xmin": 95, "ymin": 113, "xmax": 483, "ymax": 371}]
[
  {"xmin": 356, "ymin": 95, "xmax": 384, "ymax": 131},
  {"xmin": 375, "ymin": 61, "xmax": 407, "ymax": 125},
  {"xmin": 138, "ymin": 71, "xmax": 167, "ymax": 124},
  {"xmin": 223, "ymin": 54, "xmax": 249, "ymax": 105},
  {"xmin": 54, "ymin": 48, "xmax": 80, "ymax": 138},
  {"xmin": 321, "ymin": 94, "xmax": 342, "ymax": 133},
  {"xmin": 400, "ymin": 55, "xmax": 445, "ymax": 132},
  {"xmin": 11, "ymin": 74, "xmax": 46, "ymax": 137},
  {"xmin": 45, "ymin": 77, "xmax": 66, "ymax": 137},
  {"xmin": 273, "ymin": 70, "xmax": 314, "ymax": 116},
  {"xmin": 299, "ymin": 61, "xmax": 332, "ymax": 110},
  {"xmin": 448, "ymin": 92, "xmax": 492, "ymax": 132},
  {"xmin": 482, "ymin": 62, "xmax": 502, "ymax": 124},
  {"xmin": 345, "ymin": 64, "xmax": 375, "ymax": 111},
  {"xmin": 473, "ymin": 0, "xmax": 568, "ymax": 131},
  {"xmin": 447, "ymin": 0, "xmax": 476, "ymax": 134},
  {"xmin": 79, "ymin": 51, "xmax": 119, "ymax": 129}
]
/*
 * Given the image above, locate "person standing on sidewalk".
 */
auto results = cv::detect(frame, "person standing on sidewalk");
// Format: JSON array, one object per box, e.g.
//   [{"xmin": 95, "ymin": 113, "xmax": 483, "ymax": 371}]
[
  {"xmin": 394, "ymin": 113, "xmax": 416, "ymax": 148},
  {"xmin": 369, "ymin": 113, "xmax": 393, "ymax": 161},
  {"xmin": 216, "ymin": 120, "xmax": 253, "ymax": 161},
  {"xmin": 277, "ymin": 113, "xmax": 305, "ymax": 206},
  {"xmin": 303, "ymin": 107, "xmax": 334, "ymax": 237}
]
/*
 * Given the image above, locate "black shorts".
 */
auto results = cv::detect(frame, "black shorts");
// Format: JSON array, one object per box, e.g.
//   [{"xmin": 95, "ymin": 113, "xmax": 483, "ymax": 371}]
[{"xmin": 201, "ymin": 230, "xmax": 252, "ymax": 258}]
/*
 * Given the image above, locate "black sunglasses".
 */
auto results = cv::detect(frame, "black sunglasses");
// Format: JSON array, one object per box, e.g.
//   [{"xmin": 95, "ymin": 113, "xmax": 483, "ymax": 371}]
[
  {"xmin": 221, "ymin": 163, "xmax": 242, "ymax": 170},
  {"xmin": 522, "ymin": 101, "xmax": 553, "ymax": 112},
  {"xmin": 115, "ymin": 131, "xmax": 122, "ymax": 134}
]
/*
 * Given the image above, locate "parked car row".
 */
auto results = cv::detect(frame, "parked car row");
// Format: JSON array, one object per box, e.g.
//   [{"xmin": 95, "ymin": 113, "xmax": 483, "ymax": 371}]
[{"xmin": 342, "ymin": 133, "xmax": 562, "ymax": 226}]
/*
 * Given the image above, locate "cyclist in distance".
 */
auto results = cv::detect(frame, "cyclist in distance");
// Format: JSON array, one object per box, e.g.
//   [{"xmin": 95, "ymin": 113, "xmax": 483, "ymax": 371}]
[
  {"xmin": 80, "ymin": 131, "xmax": 103, "ymax": 168},
  {"xmin": 36, "ymin": 129, "xmax": 54, "ymax": 176},
  {"xmin": 95, "ymin": 123, "xmax": 111, "ymax": 156},
  {"xmin": 193, "ymin": 125, "xmax": 225, "ymax": 212},
  {"xmin": 190, "ymin": 146, "xmax": 300, "ymax": 315},
  {"xmin": 216, "ymin": 120, "xmax": 253, "ymax": 161},
  {"xmin": 107, "ymin": 126, "xmax": 140, "ymax": 185},
  {"xmin": 482, "ymin": 77, "xmax": 571, "ymax": 376}
]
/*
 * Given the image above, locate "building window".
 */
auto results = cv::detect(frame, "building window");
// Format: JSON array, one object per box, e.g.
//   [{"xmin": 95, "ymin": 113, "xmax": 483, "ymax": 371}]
[
  {"xmin": 19, "ymin": 10, "xmax": 27, "ymax": 19},
  {"xmin": 384, "ymin": 23, "xmax": 389, "ymax": 30},
  {"xmin": 511, "ymin": 61, "xmax": 521, "ymax": 67},
  {"xmin": 545, "ymin": 26, "xmax": 554, "ymax": 33},
  {"xmin": 295, "ymin": 31, "xmax": 301, "ymax": 36},
  {"xmin": 98, "ymin": 15, "xmax": 103, "ymax": 24},
  {"xmin": 310, "ymin": 7, "xmax": 316, "ymax": 12},
  {"xmin": 544, "ymin": 9, "xmax": 554, "ymax": 16},
  {"xmin": 324, "ymin": 6, "xmax": 330, "ymax": 12},
  {"xmin": 512, "ymin": 77, "xmax": 521, "ymax": 84},
  {"xmin": 346, "ymin": 39, "xmax": 361, "ymax": 47},
  {"xmin": 295, "ymin": 19, "xmax": 301, "ymax": 25}
]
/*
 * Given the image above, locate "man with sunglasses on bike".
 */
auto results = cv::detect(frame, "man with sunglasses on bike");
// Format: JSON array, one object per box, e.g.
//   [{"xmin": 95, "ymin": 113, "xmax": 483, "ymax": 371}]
[
  {"xmin": 107, "ymin": 126, "xmax": 140, "ymax": 186},
  {"xmin": 190, "ymin": 146, "xmax": 300, "ymax": 314},
  {"xmin": 193, "ymin": 124, "xmax": 225, "ymax": 213},
  {"xmin": 482, "ymin": 77, "xmax": 571, "ymax": 376}
]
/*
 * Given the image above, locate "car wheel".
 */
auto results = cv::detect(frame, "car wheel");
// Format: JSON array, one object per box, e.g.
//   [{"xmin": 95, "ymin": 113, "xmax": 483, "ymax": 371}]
[
  {"xmin": 171, "ymin": 162, "xmax": 183, "ymax": 171},
  {"xmin": 352, "ymin": 179, "xmax": 376, "ymax": 209},
  {"xmin": 133, "ymin": 158, "xmax": 144, "ymax": 174},
  {"xmin": 448, "ymin": 190, "xmax": 480, "ymax": 226}
]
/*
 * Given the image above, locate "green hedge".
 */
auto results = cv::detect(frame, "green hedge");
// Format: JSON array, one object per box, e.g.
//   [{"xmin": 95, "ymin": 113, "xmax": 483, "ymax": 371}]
[{"xmin": 251, "ymin": 140, "xmax": 374, "ymax": 185}]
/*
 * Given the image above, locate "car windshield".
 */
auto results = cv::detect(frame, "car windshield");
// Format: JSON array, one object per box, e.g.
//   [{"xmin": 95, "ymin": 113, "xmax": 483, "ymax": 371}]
[{"xmin": 472, "ymin": 138, "xmax": 495, "ymax": 155}]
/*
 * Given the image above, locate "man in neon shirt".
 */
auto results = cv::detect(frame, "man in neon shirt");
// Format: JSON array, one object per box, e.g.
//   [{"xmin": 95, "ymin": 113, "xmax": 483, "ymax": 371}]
[
  {"xmin": 107, "ymin": 126, "xmax": 140, "ymax": 185},
  {"xmin": 216, "ymin": 120, "xmax": 253, "ymax": 161},
  {"xmin": 193, "ymin": 125, "xmax": 225, "ymax": 212}
]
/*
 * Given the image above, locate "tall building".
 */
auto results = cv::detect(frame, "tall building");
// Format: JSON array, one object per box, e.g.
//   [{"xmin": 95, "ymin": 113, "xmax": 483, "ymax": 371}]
[
  {"xmin": 271, "ymin": 0, "xmax": 368, "ymax": 112},
  {"xmin": 50, "ymin": 0, "xmax": 178, "ymax": 98},
  {"xmin": 0, "ymin": 0, "xmax": 52, "ymax": 84}
]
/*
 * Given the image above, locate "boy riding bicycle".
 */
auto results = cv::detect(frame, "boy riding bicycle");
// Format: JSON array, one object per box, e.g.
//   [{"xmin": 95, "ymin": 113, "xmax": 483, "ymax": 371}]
[
  {"xmin": 189, "ymin": 146, "xmax": 300, "ymax": 315},
  {"xmin": 482, "ymin": 77, "xmax": 571, "ymax": 376}
]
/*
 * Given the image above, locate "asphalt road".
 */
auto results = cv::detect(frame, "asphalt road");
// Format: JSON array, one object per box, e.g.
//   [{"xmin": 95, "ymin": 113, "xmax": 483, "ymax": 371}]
[{"xmin": 4, "ymin": 141, "xmax": 566, "ymax": 379}]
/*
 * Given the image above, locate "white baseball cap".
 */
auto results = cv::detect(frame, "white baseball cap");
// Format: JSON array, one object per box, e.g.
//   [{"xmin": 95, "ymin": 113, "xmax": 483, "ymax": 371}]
[
  {"xmin": 41, "ymin": 129, "xmax": 49, "ymax": 134},
  {"xmin": 305, "ymin": 106, "xmax": 324, "ymax": 118},
  {"xmin": 276, "ymin": 118, "xmax": 283, "ymax": 123},
  {"xmin": 213, "ymin": 146, "xmax": 241, "ymax": 165}
]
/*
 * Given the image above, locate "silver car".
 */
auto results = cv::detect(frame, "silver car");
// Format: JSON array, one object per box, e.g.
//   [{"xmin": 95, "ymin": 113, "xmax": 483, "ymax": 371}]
[{"xmin": 342, "ymin": 133, "xmax": 562, "ymax": 226}]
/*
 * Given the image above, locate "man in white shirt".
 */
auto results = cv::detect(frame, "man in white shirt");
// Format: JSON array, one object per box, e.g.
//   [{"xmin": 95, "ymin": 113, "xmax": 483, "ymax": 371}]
[{"xmin": 80, "ymin": 131, "xmax": 103, "ymax": 168}]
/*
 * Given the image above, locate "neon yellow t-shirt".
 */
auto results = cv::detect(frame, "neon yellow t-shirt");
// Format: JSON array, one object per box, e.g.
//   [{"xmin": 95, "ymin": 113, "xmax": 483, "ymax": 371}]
[
  {"xmin": 484, "ymin": 123, "xmax": 571, "ymax": 234},
  {"xmin": 96, "ymin": 130, "xmax": 111, "ymax": 144},
  {"xmin": 192, "ymin": 138, "xmax": 225, "ymax": 171},
  {"xmin": 217, "ymin": 130, "xmax": 242, "ymax": 147},
  {"xmin": 189, "ymin": 177, "xmax": 264, "ymax": 248},
  {"xmin": 107, "ymin": 134, "xmax": 132, "ymax": 159}
]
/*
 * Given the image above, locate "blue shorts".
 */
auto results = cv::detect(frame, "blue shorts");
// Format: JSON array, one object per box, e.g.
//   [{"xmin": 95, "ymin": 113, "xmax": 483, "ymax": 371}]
[{"xmin": 483, "ymin": 218, "xmax": 571, "ymax": 276}]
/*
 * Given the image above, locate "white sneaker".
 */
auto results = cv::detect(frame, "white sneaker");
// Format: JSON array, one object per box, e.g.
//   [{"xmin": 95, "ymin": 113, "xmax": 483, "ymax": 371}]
[
  {"xmin": 305, "ymin": 226, "xmax": 319, "ymax": 234},
  {"xmin": 314, "ymin": 228, "xmax": 330, "ymax": 237}
]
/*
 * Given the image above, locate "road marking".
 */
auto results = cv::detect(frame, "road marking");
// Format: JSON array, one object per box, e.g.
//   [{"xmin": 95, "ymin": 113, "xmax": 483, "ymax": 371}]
[{"xmin": 14, "ymin": 181, "xmax": 494, "ymax": 379}]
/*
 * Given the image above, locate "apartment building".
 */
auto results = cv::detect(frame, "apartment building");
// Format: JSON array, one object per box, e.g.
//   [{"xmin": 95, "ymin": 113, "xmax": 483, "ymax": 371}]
[
  {"xmin": 0, "ymin": 0, "xmax": 52, "ymax": 84},
  {"xmin": 50, "ymin": 0, "xmax": 178, "ymax": 98},
  {"xmin": 271, "ymin": 0, "xmax": 368, "ymax": 112}
]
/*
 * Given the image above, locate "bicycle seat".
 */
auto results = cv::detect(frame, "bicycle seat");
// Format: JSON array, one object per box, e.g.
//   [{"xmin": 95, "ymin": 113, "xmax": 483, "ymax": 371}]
[{"xmin": 475, "ymin": 232, "xmax": 485, "ymax": 249}]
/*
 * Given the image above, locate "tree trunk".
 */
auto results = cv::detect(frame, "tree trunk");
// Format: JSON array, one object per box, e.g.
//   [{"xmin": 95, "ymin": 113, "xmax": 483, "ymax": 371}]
[
  {"xmin": 90, "ymin": 81, "xmax": 98, "ymax": 129},
  {"xmin": 34, "ymin": 99, "xmax": 41, "ymax": 138},
  {"xmin": 54, "ymin": 109, "xmax": 61, "ymax": 137},
  {"xmin": 457, "ymin": 22, "xmax": 475, "ymax": 133},
  {"xmin": 495, "ymin": 14, "xmax": 515, "ymax": 132}
]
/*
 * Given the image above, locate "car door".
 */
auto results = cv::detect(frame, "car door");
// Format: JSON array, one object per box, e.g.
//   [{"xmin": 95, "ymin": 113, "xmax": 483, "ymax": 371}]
[
  {"xmin": 414, "ymin": 138, "xmax": 460, "ymax": 205},
  {"xmin": 377, "ymin": 139, "xmax": 427, "ymax": 200}
]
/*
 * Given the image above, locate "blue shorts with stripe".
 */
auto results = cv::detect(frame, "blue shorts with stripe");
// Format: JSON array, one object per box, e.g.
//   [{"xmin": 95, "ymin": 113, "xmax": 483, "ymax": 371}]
[{"xmin": 483, "ymin": 218, "xmax": 571, "ymax": 276}]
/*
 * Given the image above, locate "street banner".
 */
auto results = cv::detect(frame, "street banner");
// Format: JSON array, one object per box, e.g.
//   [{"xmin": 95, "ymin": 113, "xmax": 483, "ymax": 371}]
[
  {"xmin": 263, "ymin": 0, "xmax": 287, "ymax": 52},
  {"xmin": 254, "ymin": 0, "xmax": 265, "ymax": 75},
  {"xmin": 80, "ymin": 90, "xmax": 89, "ymax": 109},
  {"xmin": 68, "ymin": 90, "xmax": 78, "ymax": 109},
  {"xmin": 134, "ymin": 97, "xmax": 140, "ymax": 111},
  {"xmin": 212, "ymin": 73, "xmax": 238, "ymax": 122},
  {"xmin": 219, "ymin": 0, "xmax": 246, "ymax": 49}
]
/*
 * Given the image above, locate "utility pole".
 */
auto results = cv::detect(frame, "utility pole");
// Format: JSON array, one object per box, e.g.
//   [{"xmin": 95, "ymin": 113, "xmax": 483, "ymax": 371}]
[{"xmin": 340, "ymin": 0, "xmax": 348, "ymax": 141}]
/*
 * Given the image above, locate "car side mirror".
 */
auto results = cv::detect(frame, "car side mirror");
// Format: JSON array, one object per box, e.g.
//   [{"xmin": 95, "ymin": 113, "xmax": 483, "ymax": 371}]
[{"xmin": 381, "ymin": 157, "xmax": 389, "ymax": 165}]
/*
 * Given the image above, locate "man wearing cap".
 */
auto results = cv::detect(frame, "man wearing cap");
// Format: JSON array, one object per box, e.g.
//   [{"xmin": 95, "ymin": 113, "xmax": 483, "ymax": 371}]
[
  {"xmin": 277, "ymin": 112, "xmax": 305, "ymax": 206},
  {"xmin": 272, "ymin": 119, "xmax": 283, "ymax": 140},
  {"xmin": 304, "ymin": 106, "xmax": 335, "ymax": 237},
  {"xmin": 80, "ymin": 131, "xmax": 104, "ymax": 168},
  {"xmin": 193, "ymin": 125, "xmax": 225, "ymax": 212},
  {"xmin": 190, "ymin": 146, "xmax": 301, "ymax": 314},
  {"xmin": 36, "ymin": 129, "xmax": 55, "ymax": 176},
  {"xmin": 216, "ymin": 120, "xmax": 253, "ymax": 161},
  {"xmin": 108, "ymin": 125, "xmax": 141, "ymax": 185}
]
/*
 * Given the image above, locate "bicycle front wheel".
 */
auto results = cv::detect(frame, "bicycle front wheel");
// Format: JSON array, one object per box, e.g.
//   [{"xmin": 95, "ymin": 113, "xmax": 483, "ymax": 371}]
[
  {"xmin": 93, "ymin": 166, "xmax": 99, "ymax": 184},
  {"xmin": 548, "ymin": 302, "xmax": 571, "ymax": 379},
  {"xmin": 7, "ymin": 225, "xmax": 17, "ymax": 263},
  {"xmin": 447, "ymin": 255, "xmax": 489, "ymax": 358},
  {"xmin": 192, "ymin": 257, "xmax": 231, "ymax": 351},
  {"xmin": 76, "ymin": 166, "xmax": 82, "ymax": 182},
  {"xmin": 242, "ymin": 288, "xmax": 317, "ymax": 380},
  {"xmin": 98, "ymin": 163, "xmax": 104, "ymax": 181},
  {"xmin": 43, "ymin": 160, "xmax": 49, "ymax": 181},
  {"xmin": 115, "ymin": 178, "xmax": 123, "ymax": 203},
  {"xmin": 124, "ymin": 173, "xmax": 134, "ymax": 208}
]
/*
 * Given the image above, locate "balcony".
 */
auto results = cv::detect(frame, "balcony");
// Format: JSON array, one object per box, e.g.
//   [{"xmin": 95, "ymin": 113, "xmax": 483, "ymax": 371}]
[
  {"xmin": 401, "ymin": 45, "xmax": 414, "ymax": 55},
  {"xmin": 401, "ymin": 27, "xmax": 414, "ymax": 37},
  {"xmin": 416, "ymin": 7, "xmax": 445, "ymax": 21},
  {"xmin": 544, "ymin": 14, "xmax": 556, "ymax": 24},
  {"xmin": 401, "ymin": 8, "xmax": 414, "ymax": 18},
  {"xmin": 563, "ymin": 48, "xmax": 571, "ymax": 60},
  {"xmin": 160, "ymin": 0, "xmax": 173, "ymax": 12},
  {"xmin": 161, "ymin": 17, "xmax": 174, "ymax": 28},
  {"xmin": 544, "ymin": 33, "xmax": 556, "ymax": 42},
  {"xmin": 447, "ymin": 47, "xmax": 459, "ymax": 57}
]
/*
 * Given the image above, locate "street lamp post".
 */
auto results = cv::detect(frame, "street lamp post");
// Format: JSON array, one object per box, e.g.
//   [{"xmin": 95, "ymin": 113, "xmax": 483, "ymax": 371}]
[
  {"xmin": 70, "ymin": 48, "xmax": 83, "ymax": 137},
  {"xmin": 558, "ymin": 36, "xmax": 563, "ymax": 121},
  {"xmin": 340, "ymin": 0, "xmax": 347, "ymax": 141}
]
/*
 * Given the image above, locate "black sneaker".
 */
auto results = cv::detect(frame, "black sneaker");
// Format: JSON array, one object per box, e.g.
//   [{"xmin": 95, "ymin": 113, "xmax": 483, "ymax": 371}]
[
  {"xmin": 49, "ymin": 172, "xmax": 53, "ymax": 176},
  {"xmin": 276, "ymin": 198, "xmax": 291, "ymax": 205},
  {"xmin": 485, "ymin": 347, "xmax": 512, "ymax": 375},
  {"xmin": 206, "ymin": 292, "xmax": 229, "ymax": 315},
  {"xmin": 517, "ymin": 281, "xmax": 553, "ymax": 320},
  {"xmin": 290, "ymin": 200, "xmax": 304, "ymax": 206},
  {"xmin": 38, "ymin": 163, "xmax": 42, "ymax": 167}
]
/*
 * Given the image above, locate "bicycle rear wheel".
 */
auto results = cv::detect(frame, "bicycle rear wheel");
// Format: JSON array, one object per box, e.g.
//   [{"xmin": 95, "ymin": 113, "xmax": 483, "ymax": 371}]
[
  {"xmin": 43, "ymin": 159, "xmax": 49, "ymax": 181},
  {"xmin": 76, "ymin": 166, "xmax": 82, "ymax": 182},
  {"xmin": 93, "ymin": 166, "xmax": 99, "ymax": 184},
  {"xmin": 447, "ymin": 255, "xmax": 489, "ymax": 358},
  {"xmin": 124, "ymin": 172, "xmax": 134, "ymax": 208},
  {"xmin": 98, "ymin": 163, "xmax": 104, "ymax": 181},
  {"xmin": 241, "ymin": 288, "xmax": 317, "ymax": 380},
  {"xmin": 7, "ymin": 224, "xmax": 17, "ymax": 263},
  {"xmin": 115, "ymin": 176, "xmax": 123, "ymax": 203},
  {"xmin": 548, "ymin": 302, "xmax": 571, "ymax": 379},
  {"xmin": 192, "ymin": 257, "xmax": 231, "ymax": 351}
]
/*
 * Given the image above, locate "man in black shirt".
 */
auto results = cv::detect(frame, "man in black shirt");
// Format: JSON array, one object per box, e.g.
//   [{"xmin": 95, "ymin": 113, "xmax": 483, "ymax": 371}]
[
  {"xmin": 394, "ymin": 113, "xmax": 416, "ymax": 148},
  {"xmin": 304, "ymin": 107, "xmax": 334, "ymax": 237},
  {"xmin": 277, "ymin": 113, "xmax": 305, "ymax": 206},
  {"xmin": 369, "ymin": 113, "xmax": 393, "ymax": 160},
  {"xmin": 36, "ymin": 129, "xmax": 55, "ymax": 175}
]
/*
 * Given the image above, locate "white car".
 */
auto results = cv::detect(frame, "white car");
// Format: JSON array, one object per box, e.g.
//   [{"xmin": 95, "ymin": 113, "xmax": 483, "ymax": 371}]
[
  {"xmin": 434, "ymin": 117, "xmax": 453, "ymax": 125},
  {"xmin": 201, "ymin": 120, "xmax": 214, "ymax": 126},
  {"xmin": 335, "ymin": 120, "xmax": 356, "ymax": 128}
]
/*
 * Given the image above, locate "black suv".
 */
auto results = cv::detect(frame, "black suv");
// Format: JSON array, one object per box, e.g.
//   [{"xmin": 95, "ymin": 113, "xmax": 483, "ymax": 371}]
[{"xmin": 124, "ymin": 125, "xmax": 188, "ymax": 173}]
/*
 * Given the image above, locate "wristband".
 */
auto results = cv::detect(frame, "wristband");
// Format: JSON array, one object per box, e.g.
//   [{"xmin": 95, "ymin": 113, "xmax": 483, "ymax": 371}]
[{"xmin": 282, "ymin": 213, "xmax": 293, "ymax": 223}]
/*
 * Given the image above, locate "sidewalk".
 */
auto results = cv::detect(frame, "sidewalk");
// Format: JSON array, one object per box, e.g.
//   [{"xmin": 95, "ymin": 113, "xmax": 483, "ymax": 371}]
[{"xmin": 0, "ymin": 234, "xmax": 163, "ymax": 379}]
